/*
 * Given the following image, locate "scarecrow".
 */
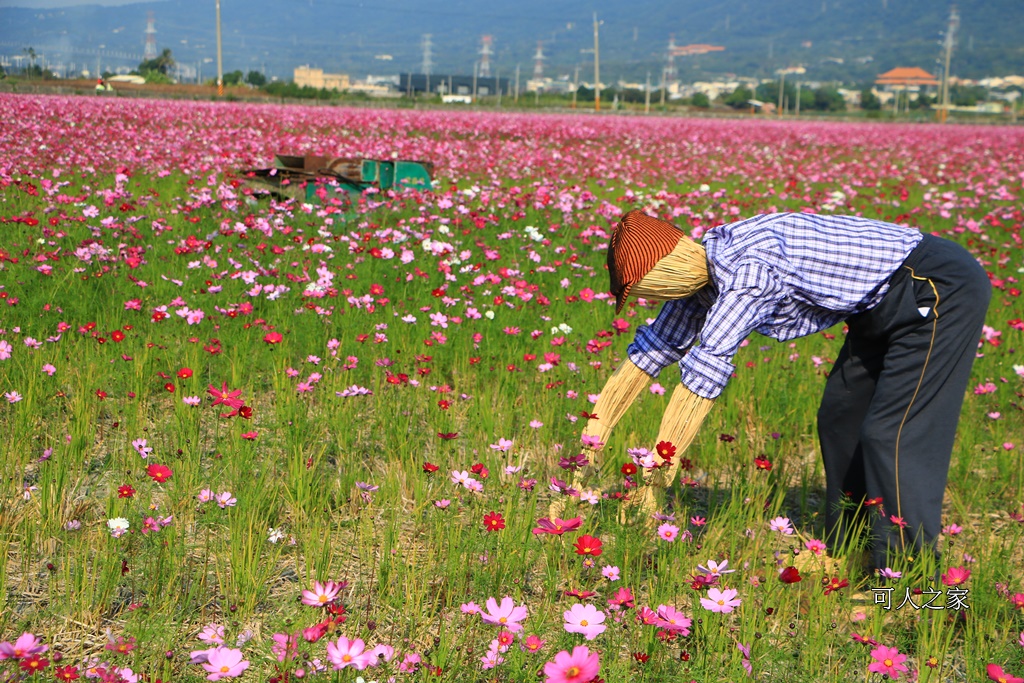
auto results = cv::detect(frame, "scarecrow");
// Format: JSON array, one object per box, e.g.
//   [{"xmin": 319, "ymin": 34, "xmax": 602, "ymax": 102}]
[{"xmin": 582, "ymin": 210, "xmax": 990, "ymax": 570}]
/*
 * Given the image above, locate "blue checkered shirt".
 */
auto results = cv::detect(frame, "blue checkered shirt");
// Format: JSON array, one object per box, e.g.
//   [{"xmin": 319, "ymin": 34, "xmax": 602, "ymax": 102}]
[{"xmin": 627, "ymin": 213, "xmax": 922, "ymax": 399}]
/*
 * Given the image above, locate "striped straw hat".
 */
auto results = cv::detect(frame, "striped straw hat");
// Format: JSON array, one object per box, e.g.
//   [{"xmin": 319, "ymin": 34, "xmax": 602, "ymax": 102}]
[{"xmin": 608, "ymin": 210, "xmax": 708, "ymax": 313}]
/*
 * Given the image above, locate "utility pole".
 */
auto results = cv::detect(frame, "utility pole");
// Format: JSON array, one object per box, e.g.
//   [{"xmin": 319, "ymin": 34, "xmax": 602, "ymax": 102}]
[
  {"xmin": 660, "ymin": 67, "xmax": 666, "ymax": 106},
  {"xmin": 572, "ymin": 65, "xmax": 579, "ymax": 109},
  {"xmin": 593, "ymin": 12, "xmax": 601, "ymax": 111},
  {"xmin": 421, "ymin": 33, "xmax": 433, "ymax": 95},
  {"xmin": 472, "ymin": 61, "xmax": 478, "ymax": 101},
  {"xmin": 644, "ymin": 71, "xmax": 651, "ymax": 114},
  {"xmin": 215, "ymin": 0, "xmax": 223, "ymax": 96},
  {"xmin": 496, "ymin": 68, "xmax": 502, "ymax": 107},
  {"xmin": 938, "ymin": 5, "xmax": 959, "ymax": 124},
  {"xmin": 514, "ymin": 63, "xmax": 520, "ymax": 102},
  {"xmin": 795, "ymin": 81, "xmax": 801, "ymax": 116},
  {"xmin": 777, "ymin": 70, "xmax": 785, "ymax": 116}
]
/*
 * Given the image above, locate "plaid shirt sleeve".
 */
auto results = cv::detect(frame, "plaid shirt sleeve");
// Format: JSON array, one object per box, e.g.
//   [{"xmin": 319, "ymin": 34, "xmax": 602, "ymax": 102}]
[
  {"xmin": 627, "ymin": 296, "xmax": 709, "ymax": 378},
  {"xmin": 680, "ymin": 261, "xmax": 786, "ymax": 399}
]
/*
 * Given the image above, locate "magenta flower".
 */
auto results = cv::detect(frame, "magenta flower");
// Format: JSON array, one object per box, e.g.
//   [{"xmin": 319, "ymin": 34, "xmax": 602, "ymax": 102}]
[
  {"xmin": 326, "ymin": 637, "xmax": 372, "ymax": 670},
  {"xmin": 700, "ymin": 587, "xmax": 742, "ymax": 613},
  {"xmin": 868, "ymin": 645, "xmax": 908, "ymax": 680},
  {"xmin": 941, "ymin": 566, "xmax": 970, "ymax": 586},
  {"xmin": 563, "ymin": 603, "xmax": 606, "ymax": 640},
  {"xmin": 652, "ymin": 605, "xmax": 691, "ymax": 634},
  {"xmin": 200, "ymin": 647, "xmax": 249, "ymax": 681},
  {"xmin": 543, "ymin": 645, "xmax": 600, "ymax": 683},
  {"xmin": 480, "ymin": 596, "xmax": 528, "ymax": 632},
  {"xmin": 532, "ymin": 516, "xmax": 583, "ymax": 535},
  {"xmin": 0, "ymin": 632, "xmax": 47, "ymax": 659},
  {"xmin": 657, "ymin": 523, "xmax": 680, "ymax": 541}
]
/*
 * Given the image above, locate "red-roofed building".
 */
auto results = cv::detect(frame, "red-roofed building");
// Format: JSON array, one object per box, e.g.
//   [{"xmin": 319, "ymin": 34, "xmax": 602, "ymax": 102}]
[{"xmin": 875, "ymin": 67, "xmax": 940, "ymax": 87}]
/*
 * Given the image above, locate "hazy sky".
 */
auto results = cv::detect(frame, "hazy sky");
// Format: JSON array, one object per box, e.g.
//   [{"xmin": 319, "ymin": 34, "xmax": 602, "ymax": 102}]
[{"xmin": 0, "ymin": 0, "xmax": 141, "ymax": 6}]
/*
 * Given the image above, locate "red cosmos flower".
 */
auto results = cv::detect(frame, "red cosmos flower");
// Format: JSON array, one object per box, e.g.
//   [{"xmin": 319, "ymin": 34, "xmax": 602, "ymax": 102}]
[
  {"xmin": 110, "ymin": 330, "xmax": 125, "ymax": 343},
  {"xmin": 437, "ymin": 399, "xmax": 450, "ymax": 410},
  {"xmin": 146, "ymin": 463, "xmax": 173, "ymax": 484},
  {"xmin": 719, "ymin": 433, "xmax": 736, "ymax": 443},
  {"xmin": 20, "ymin": 654, "xmax": 49, "ymax": 674},
  {"xmin": 238, "ymin": 406, "xmax": 253, "ymax": 419},
  {"xmin": 655, "ymin": 441, "xmax": 676, "ymax": 464},
  {"xmin": 470, "ymin": 463, "xmax": 489, "ymax": 478},
  {"xmin": 422, "ymin": 462, "xmax": 439, "ymax": 473},
  {"xmin": 754, "ymin": 456, "xmax": 773, "ymax": 471},
  {"xmin": 177, "ymin": 367, "xmax": 193, "ymax": 379},
  {"xmin": 117, "ymin": 485, "xmax": 136, "ymax": 499},
  {"xmin": 437, "ymin": 432, "xmax": 459, "ymax": 440},
  {"xmin": 152, "ymin": 311, "xmax": 167, "ymax": 322},
  {"xmin": 779, "ymin": 566, "xmax": 802, "ymax": 584},
  {"xmin": 483, "ymin": 512, "xmax": 506, "ymax": 531},
  {"xmin": 241, "ymin": 431, "xmax": 258, "ymax": 441},
  {"xmin": 55, "ymin": 665, "xmax": 80, "ymax": 681},
  {"xmin": 207, "ymin": 382, "xmax": 244, "ymax": 409},
  {"xmin": 263, "ymin": 331, "xmax": 283, "ymax": 344},
  {"xmin": 580, "ymin": 411, "xmax": 599, "ymax": 420},
  {"xmin": 633, "ymin": 653, "xmax": 650, "ymax": 663},
  {"xmin": 573, "ymin": 534, "xmax": 603, "ymax": 556},
  {"xmin": 564, "ymin": 589, "xmax": 597, "ymax": 599},
  {"xmin": 621, "ymin": 462, "xmax": 638, "ymax": 476},
  {"xmin": 164, "ymin": 383, "xmax": 175, "ymax": 393},
  {"xmin": 823, "ymin": 576, "xmax": 849, "ymax": 595},
  {"xmin": 95, "ymin": 389, "xmax": 107, "ymax": 400}
]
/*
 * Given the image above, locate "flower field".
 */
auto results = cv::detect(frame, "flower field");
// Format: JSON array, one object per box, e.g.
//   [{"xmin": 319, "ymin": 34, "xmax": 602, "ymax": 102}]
[{"xmin": 1, "ymin": 94, "xmax": 1023, "ymax": 682}]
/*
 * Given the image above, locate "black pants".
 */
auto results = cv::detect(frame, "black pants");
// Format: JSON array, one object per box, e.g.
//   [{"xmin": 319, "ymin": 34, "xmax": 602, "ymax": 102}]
[{"xmin": 817, "ymin": 234, "xmax": 991, "ymax": 570}]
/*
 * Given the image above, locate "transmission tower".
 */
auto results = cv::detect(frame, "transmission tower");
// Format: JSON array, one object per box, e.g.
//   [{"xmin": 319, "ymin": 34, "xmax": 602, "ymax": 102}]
[
  {"xmin": 479, "ymin": 35, "xmax": 493, "ymax": 78},
  {"xmin": 532, "ymin": 41, "xmax": 546, "ymax": 79},
  {"xmin": 663, "ymin": 34, "xmax": 678, "ymax": 90},
  {"xmin": 144, "ymin": 11, "xmax": 157, "ymax": 60}
]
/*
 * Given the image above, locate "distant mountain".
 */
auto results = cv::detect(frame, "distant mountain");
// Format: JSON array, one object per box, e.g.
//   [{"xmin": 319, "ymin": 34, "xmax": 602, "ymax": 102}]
[{"xmin": 1, "ymin": 0, "xmax": 1021, "ymax": 84}]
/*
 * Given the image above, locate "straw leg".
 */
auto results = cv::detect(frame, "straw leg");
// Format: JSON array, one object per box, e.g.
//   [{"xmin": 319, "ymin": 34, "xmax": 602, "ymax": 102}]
[
  {"xmin": 548, "ymin": 360, "xmax": 650, "ymax": 520},
  {"xmin": 633, "ymin": 384, "xmax": 715, "ymax": 517}
]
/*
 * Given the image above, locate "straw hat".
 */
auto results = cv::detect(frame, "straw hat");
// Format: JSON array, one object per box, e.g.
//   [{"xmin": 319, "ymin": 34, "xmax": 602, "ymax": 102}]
[{"xmin": 608, "ymin": 210, "xmax": 708, "ymax": 313}]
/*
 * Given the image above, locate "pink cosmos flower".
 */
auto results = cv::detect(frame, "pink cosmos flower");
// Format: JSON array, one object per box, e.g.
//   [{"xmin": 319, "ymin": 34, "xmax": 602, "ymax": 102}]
[
  {"xmin": 42, "ymin": 364, "xmax": 56, "ymax": 376},
  {"xmin": 868, "ymin": 645, "xmax": 908, "ymax": 680},
  {"xmin": 942, "ymin": 567, "xmax": 970, "ymax": 586},
  {"xmin": 490, "ymin": 437, "xmax": 513, "ymax": 451},
  {"xmin": 657, "ymin": 523, "xmax": 679, "ymax": 541},
  {"xmin": 270, "ymin": 633, "xmax": 298, "ymax": 662},
  {"xmin": 197, "ymin": 624, "xmax": 225, "ymax": 645},
  {"xmin": 700, "ymin": 587, "xmax": 742, "ymax": 613},
  {"xmin": 215, "ymin": 492, "xmax": 237, "ymax": 508},
  {"xmin": 653, "ymin": 605, "xmax": 691, "ymax": 634},
  {"xmin": 0, "ymin": 340, "xmax": 12, "ymax": 360},
  {"xmin": 201, "ymin": 647, "xmax": 249, "ymax": 681},
  {"xmin": 987, "ymin": 664, "xmax": 1024, "ymax": 683},
  {"xmin": 0, "ymin": 632, "xmax": 47, "ymax": 659},
  {"xmin": 804, "ymin": 538, "xmax": 827, "ymax": 555},
  {"xmin": 769, "ymin": 516, "xmax": 794, "ymax": 534},
  {"xmin": 326, "ymin": 636, "xmax": 369, "ymax": 670},
  {"xmin": 480, "ymin": 596, "xmax": 528, "ymax": 632},
  {"xmin": 301, "ymin": 581, "xmax": 343, "ymax": 607},
  {"xmin": 532, "ymin": 516, "xmax": 583, "ymax": 535},
  {"xmin": 562, "ymin": 603, "xmax": 606, "ymax": 640},
  {"xmin": 542, "ymin": 645, "xmax": 600, "ymax": 683}
]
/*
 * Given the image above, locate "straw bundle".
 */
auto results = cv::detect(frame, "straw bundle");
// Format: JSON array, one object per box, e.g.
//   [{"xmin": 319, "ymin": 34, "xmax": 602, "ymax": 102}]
[
  {"xmin": 645, "ymin": 384, "xmax": 715, "ymax": 489},
  {"xmin": 628, "ymin": 238, "xmax": 709, "ymax": 302},
  {"xmin": 580, "ymin": 360, "xmax": 650, "ymax": 467}
]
